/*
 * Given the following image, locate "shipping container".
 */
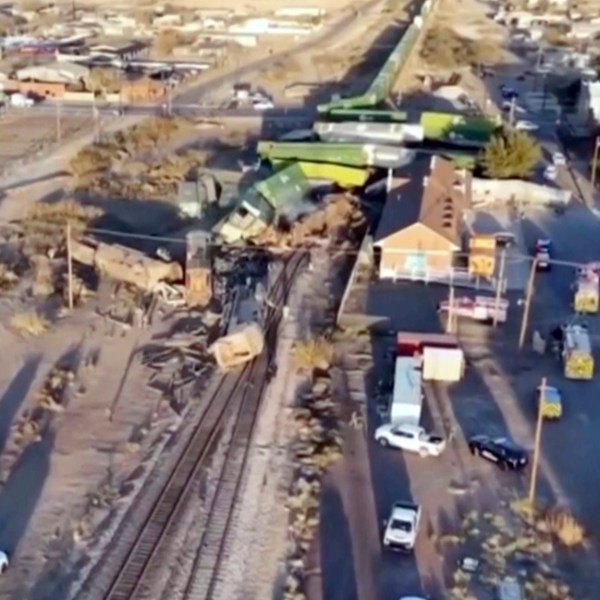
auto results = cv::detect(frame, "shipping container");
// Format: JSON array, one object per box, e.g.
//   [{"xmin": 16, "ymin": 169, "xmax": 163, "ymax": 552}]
[
  {"xmin": 390, "ymin": 356, "xmax": 422, "ymax": 426},
  {"xmin": 396, "ymin": 331, "xmax": 459, "ymax": 357},
  {"xmin": 422, "ymin": 346, "xmax": 464, "ymax": 382}
]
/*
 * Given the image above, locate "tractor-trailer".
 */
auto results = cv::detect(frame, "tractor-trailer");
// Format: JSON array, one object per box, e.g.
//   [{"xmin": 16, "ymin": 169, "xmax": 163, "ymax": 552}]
[{"xmin": 390, "ymin": 356, "xmax": 423, "ymax": 426}]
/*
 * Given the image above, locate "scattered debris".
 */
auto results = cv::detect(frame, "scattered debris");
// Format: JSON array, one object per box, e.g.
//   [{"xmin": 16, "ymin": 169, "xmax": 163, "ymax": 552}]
[{"xmin": 209, "ymin": 323, "xmax": 265, "ymax": 370}]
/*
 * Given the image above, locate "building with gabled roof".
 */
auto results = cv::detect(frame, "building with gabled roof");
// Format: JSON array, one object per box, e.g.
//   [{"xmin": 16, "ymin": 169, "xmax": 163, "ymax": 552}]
[{"xmin": 374, "ymin": 155, "xmax": 471, "ymax": 280}]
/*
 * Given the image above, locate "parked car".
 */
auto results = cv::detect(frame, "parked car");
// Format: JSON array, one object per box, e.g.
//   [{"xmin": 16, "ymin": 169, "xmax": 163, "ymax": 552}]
[
  {"xmin": 468, "ymin": 435, "xmax": 528, "ymax": 470},
  {"xmin": 536, "ymin": 384, "xmax": 562, "ymax": 419},
  {"xmin": 544, "ymin": 165, "xmax": 557, "ymax": 181},
  {"xmin": 382, "ymin": 501, "xmax": 421, "ymax": 551},
  {"xmin": 515, "ymin": 120, "xmax": 539, "ymax": 131},
  {"xmin": 9, "ymin": 92, "xmax": 34, "ymax": 108},
  {"xmin": 0, "ymin": 551, "xmax": 8, "ymax": 574},
  {"xmin": 252, "ymin": 99, "xmax": 274, "ymax": 111},
  {"xmin": 374, "ymin": 423, "xmax": 446, "ymax": 457},
  {"xmin": 500, "ymin": 85, "xmax": 519, "ymax": 99},
  {"xmin": 534, "ymin": 238, "xmax": 552, "ymax": 270},
  {"xmin": 552, "ymin": 151, "xmax": 566, "ymax": 166}
]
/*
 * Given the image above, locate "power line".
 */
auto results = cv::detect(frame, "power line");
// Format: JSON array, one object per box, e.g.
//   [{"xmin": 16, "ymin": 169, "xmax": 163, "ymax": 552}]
[{"xmin": 7, "ymin": 221, "xmax": 600, "ymax": 269}]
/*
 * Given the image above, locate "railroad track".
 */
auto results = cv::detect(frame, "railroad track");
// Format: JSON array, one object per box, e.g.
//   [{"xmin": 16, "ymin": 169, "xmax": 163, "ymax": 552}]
[{"xmin": 96, "ymin": 251, "xmax": 306, "ymax": 600}]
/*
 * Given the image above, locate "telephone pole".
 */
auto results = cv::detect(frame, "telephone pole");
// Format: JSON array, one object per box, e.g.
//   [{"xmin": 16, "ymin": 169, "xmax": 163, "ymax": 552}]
[
  {"xmin": 528, "ymin": 377, "xmax": 546, "ymax": 505},
  {"xmin": 55, "ymin": 101, "xmax": 62, "ymax": 143},
  {"xmin": 493, "ymin": 247, "xmax": 507, "ymax": 327},
  {"xmin": 519, "ymin": 257, "xmax": 539, "ymax": 349},
  {"xmin": 66, "ymin": 221, "xmax": 73, "ymax": 310},
  {"xmin": 446, "ymin": 272, "xmax": 455, "ymax": 334},
  {"xmin": 509, "ymin": 95, "xmax": 517, "ymax": 128},
  {"xmin": 591, "ymin": 136, "xmax": 600, "ymax": 189}
]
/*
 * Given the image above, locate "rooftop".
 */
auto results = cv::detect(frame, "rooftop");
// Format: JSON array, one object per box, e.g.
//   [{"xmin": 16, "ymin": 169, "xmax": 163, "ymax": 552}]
[{"xmin": 374, "ymin": 155, "xmax": 471, "ymax": 248}]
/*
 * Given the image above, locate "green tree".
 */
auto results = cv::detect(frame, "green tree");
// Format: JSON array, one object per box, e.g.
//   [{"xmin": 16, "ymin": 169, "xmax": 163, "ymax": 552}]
[{"xmin": 480, "ymin": 130, "xmax": 542, "ymax": 179}]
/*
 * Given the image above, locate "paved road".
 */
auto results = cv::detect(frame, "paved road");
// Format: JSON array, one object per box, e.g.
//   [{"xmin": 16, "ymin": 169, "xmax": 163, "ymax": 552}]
[{"xmin": 2, "ymin": 0, "xmax": 383, "ymax": 125}]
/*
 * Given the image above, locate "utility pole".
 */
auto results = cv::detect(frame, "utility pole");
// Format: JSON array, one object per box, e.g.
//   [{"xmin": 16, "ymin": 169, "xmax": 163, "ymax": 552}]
[
  {"xmin": 519, "ymin": 256, "xmax": 539, "ymax": 349},
  {"xmin": 509, "ymin": 95, "xmax": 517, "ymax": 128},
  {"xmin": 55, "ymin": 101, "xmax": 62, "ymax": 143},
  {"xmin": 528, "ymin": 376, "xmax": 546, "ymax": 506},
  {"xmin": 66, "ymin": 221, "xmax": 73, "ymax": 310},
  {"xmin": 446, "ymin": 278, "xmax": 455, "ymax": 334},
  {"xmin": 167, "ymin": 83, "xmax": 173, "ymax": 117},
  {"xmin": 591, "ymin": 136, "xmax": 600, "ymax": 189},
  {"xmin": 493, "ymin": 246, "xmax": 507, "ymax": 327}
]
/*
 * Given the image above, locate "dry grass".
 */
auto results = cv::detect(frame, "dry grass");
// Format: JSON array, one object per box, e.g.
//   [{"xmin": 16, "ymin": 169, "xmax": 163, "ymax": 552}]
[
  {"xmin": 23, "ymin": 200, "xmax": 103, "ymax": 256},
  {"xmin": 420, "ymin": 26, "xmax": 499, "ymax": 69},
  {"xmin": 294, "ymin": 337, "xmax": 334, "ymax": 372},
  {"xmin": 10, "ymin": 310, "xmax": 49, "ymax": 337},
  {"xmin": 545, "ymin": 508, "xmax": 584, "ymax": 547}
]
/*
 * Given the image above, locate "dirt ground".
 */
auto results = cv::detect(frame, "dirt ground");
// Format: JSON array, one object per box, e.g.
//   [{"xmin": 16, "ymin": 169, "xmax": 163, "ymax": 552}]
[
  {"xmin": 0, "ymin": 114, "xmax": 91, "ymax": 164},
  {"xmin": 0, "ymin": 282, "xmax": 184, "ymax": 599}
]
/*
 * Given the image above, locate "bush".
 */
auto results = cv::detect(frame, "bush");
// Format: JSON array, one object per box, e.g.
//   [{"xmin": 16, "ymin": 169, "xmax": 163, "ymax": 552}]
[
  {"xmin": 10, "ymin": 311, "xmax": 49, "ymax": 337},
  {"xmin": 420, "ymin": 26, "xmax": 498, "ymax": 69},
  {"xmin": 294, "ymin": 337, "xmax": 334, "ymax": 372},
  {"xmin": 480, "ymin": 129, "xmax": 542, "ymax": 179},
  {"xmin": 544, "ymin": 507, "xmax": 584, "ymax": 546}
]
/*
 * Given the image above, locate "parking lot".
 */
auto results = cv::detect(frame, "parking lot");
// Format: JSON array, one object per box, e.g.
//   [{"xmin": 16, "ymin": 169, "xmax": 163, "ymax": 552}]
[{"xmin": 325, "ymin": 198, "xmax": 600, "ymax": 600}]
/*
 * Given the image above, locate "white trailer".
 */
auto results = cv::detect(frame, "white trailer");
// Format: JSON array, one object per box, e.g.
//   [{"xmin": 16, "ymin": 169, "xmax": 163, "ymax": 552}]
[{"xmin": 390, "ymin": 356, "xmax": 422, "ymax": 426}]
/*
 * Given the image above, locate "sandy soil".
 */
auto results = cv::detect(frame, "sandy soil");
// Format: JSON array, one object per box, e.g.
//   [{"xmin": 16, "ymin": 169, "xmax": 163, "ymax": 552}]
[
  {"xmin": 69, "ymin": 0, "xmax": 360, "ymax": 12},
  {"xmin": 0, "ymin": 287, "xmax": 181, "ymax": 599}
]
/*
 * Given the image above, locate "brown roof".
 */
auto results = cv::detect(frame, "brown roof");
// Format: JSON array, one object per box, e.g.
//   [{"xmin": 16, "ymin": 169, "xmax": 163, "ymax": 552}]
[{"xmin": 375, "ymin": 155, "xmax": 472, "ymax": 248}]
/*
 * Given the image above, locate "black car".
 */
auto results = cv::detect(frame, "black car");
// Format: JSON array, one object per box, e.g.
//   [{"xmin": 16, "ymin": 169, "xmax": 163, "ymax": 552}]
[{"xmin": 468, "ymin": 435, "xmax": 528, "ymax": 471}]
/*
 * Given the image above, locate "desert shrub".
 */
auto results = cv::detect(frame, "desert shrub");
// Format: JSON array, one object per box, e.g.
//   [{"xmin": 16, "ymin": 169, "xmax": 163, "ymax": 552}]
[
  {"xmin": 544, "ymin": 507, "xmax": 584, "ymax": 546},
  {"xmin": 10, "ymin": 310, "xmax": 49, "ymax": 337},
  {"xmin": 294, "ymin": 337, "xmax": 334, "ymax": 372}
]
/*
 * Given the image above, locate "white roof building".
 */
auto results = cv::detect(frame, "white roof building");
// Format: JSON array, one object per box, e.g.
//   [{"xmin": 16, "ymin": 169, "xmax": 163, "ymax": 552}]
[{"xmin": 16, "ymin": 61, "xmax": 89, "ymax": 84}]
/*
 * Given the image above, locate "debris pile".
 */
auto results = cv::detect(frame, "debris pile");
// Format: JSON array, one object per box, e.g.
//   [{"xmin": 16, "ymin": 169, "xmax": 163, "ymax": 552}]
[
  {"xmin": 283, "ymin": 371, "xmax": 342, "ymax": 600},
  {"xmin": 142, "ymin": 318, "xmax": 212, "ymax": 413},
  {"xmin": 96, "ymin": 283, "xmax": 154, "ymax": 329},
  {"xmin": 440, "ymin": 497, "xmax": 582, "ymax": 600},
  {"xmin": 256, "ymin": 195, "xmax": 364, "ymax": 248}
]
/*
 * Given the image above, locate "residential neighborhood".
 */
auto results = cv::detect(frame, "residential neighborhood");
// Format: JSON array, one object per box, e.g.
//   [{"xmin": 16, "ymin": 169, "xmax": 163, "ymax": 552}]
[{"xmin": 0, "ymin": 0, "xmax": 599, "ymax": 599}]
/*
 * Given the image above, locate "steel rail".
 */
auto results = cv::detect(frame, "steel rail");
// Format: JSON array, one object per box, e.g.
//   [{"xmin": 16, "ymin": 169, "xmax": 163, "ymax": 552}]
[
  {"xmin": 102, "ymin": 251, "xmax": 305, "ymax": 600},
  {"xmin": 182, "ymin": 252, "xmax": 306, "ymax": 600}
]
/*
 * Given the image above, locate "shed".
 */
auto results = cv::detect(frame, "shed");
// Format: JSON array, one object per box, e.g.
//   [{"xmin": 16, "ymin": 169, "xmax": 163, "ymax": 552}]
[{"xmin": 16, "ymin": 61, "xmax": 89, "ymax": 84}]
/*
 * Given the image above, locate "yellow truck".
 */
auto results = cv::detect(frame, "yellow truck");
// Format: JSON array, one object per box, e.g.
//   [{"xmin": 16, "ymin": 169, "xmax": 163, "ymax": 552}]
[
  {"xmin": 562, "ymin": 325, "xmax": 594, "ymax": 380},
  {"xmin": 537, "ymin": 384, "xmax": 562, "ymax": 420},
  {"xmin": 572, "ymin": 266, "xmax": 599, "ymax": 314}
]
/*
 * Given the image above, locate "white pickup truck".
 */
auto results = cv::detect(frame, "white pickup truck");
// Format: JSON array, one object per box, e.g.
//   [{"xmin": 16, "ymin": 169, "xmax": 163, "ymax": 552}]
[
  {"xmin": 374, "ymin": 423, "xmax": 446, "ymax": 457},
  {"xmin": 382, "ymin": 501, "xmax": 421, "ymax": 551}
]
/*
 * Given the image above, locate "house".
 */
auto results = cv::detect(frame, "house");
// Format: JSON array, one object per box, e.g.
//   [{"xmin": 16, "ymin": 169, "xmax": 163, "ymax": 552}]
[
  {"xmin": 88, "ymin": 39, "xmax": 149, "ymax": 61},
  {"xmin": 15, "ymin": 61, "xmax": 89, "ymax": 85},
  {"xmin": 374, "ymin": 156, "xmax": 471, "ymax": 280}
]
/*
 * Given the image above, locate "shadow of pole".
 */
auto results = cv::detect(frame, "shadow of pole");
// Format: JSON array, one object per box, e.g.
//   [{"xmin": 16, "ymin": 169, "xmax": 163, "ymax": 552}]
[{"xmin": 0, "ymin": 354, "xmax": 42, "ymax": 458}]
